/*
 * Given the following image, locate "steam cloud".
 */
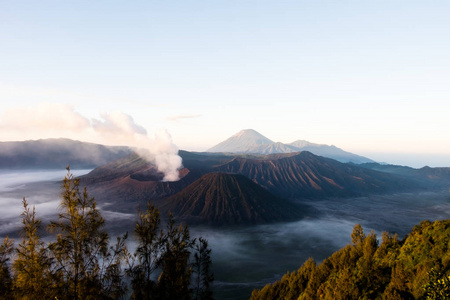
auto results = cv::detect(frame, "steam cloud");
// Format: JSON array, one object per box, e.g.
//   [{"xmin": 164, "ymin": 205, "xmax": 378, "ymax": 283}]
[
  {"xmin": 131, "ymin": 129, "xmax": 183, "ymax": 181},
  {"xmin": 153, "ymin": 130, "xmax": 183, "ymax": 181},
  {"xmin": 0, "ymin": 103, "xmax": 183, "ymax": 181}
]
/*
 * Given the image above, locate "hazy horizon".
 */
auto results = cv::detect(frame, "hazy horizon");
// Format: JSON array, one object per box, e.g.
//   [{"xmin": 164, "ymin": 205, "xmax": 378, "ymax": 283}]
[
  {"xmin": 1, "ymin": 167, "xmax": 449, "ymax": 299},
  {"xmin": 1, "ymin": 1, "xmax": 449, "ymax": 168},
  {"xmin": 1, "ymin": 132, "xmax": 449, "ymax": 169}
]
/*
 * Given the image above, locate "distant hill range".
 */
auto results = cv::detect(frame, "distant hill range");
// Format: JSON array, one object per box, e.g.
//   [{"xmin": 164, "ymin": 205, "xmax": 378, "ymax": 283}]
[
  {"xmin": 207, "ymin": 129, "xmax": 374, "ymax": 164},
  {"xmin": 2, "ymin": 138, "xmax": 450, "ymax": 226},
  {"xmin": 213, "ymin": 151, "xmax": 413, "ymax": 199},
  {"xmin": 358, "ymin": 162, "xmax": 450, "ymax": 190},
  {"xmin": 0, "ymin": 139, "xmax": 132, "ymax": 169},
  {"xmin": 77, "ymin": 150, "xmax": 450, "ymax": 226},
  {"xmin": 79, "ymin": 151, "xmax": 414, "ymax": 209}
]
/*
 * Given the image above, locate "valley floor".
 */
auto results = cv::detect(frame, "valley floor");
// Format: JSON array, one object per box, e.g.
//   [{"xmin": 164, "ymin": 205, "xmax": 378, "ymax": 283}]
[{"xmin": 0, "ymin": 170, "xmax": 449, "ymax": 299}]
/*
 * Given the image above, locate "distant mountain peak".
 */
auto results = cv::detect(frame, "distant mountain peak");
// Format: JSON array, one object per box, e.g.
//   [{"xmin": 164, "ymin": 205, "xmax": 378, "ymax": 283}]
[
  {"xmin": 207, "ymin": 129, "xmax": 374, "ymax": 164},
  {"xmin": 207, "ymin": 129, "xmax": 273, "ymax": 153},
  {"xmin": 231, "ymin": 129, "xmax": 272, "ymax": 142}
]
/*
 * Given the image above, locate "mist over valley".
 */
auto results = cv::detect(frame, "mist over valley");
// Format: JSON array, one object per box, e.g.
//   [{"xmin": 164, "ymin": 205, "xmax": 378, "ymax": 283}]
[
  {"xmin": 2, "ymin": 1, "xmax": 450, "ymax": 297},
  {"xmin": 1, "ymin": 135, "xmax": 450, "ymax": 299}
]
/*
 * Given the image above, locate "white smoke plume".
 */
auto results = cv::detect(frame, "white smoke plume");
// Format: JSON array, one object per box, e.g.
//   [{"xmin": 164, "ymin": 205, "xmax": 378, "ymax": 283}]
[
  {"xmin": 153, "ymin": 130, "xmax": 183, "ymax": 181},
  {"xmin": 91, "ymin": 113, "xmax": 182, "ymax": 181},
  {"xmin": 0, "ymin": 103, "xmax": 183, "ymax": 181}
]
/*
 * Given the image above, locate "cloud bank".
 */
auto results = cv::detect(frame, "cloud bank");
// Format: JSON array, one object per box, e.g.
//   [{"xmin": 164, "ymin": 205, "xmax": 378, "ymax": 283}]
[{"xmin": 0, "ymin": 102, "xmax": 182, "ymax": 181}]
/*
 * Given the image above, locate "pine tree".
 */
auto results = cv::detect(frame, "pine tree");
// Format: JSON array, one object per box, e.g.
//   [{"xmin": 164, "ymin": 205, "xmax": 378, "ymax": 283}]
[
  {"xmin": 158, "ymin": 213, "xmax": 193, "ymax": 300},
  {"xmin": 13, "ymin": 198, "xmax": 55, "ymax": 299},
  {"xmin": 351, "ymin": 223, "xmax": 366, "ymax": 247},
  {"xmin": 191, "ymin": 237, "xmax": 214, "ymax": 300},
  {"xmin": 127, "ymin": 201, "xmax": 164, "ymax": 300},
  {"xmin": 0, "ymin": 236, "xmax": 14, "ymax": 299},
  {"xmin": 383, "ymin": 262, "xmax": 414, "ymax": 300},
  {"xmin": 48, "ymin": 167, "xmax": 127, "ymax": 299},
  {"xmin": 128, "ymin": 202, "xmax": 214, "ymax": 300}
]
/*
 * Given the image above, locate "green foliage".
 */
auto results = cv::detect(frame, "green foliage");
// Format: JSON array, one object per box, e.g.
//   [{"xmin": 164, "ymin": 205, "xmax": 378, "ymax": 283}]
[
  {"xmin": 251, "ymin": 220, "xmax": 450, "ymax": 300},
  {"xmin": 158, "ymin": 214, "xmax": 193, "ymax": 300},
  {"xmin": 47, "ymin": 167, "xmax": 128, "ymax": 299},
  {"xmin": 127, "ymin": 201, "xmax": 164, "ymax": 299},
  {"xmin": 191, "ymin": 237, "xmax": 214, "ymax": 300},
  {"xmin": 351, "ymin": 223, "xmax": 365, "ymax": 246},
  {"xmin": 127, "ymin": 202, "xmax": 214, "ymax": 300},
  {"xmin": 13, "ymin": 198, "xmax": 55, "ymax": 299},
  {"xmin": 0, "ymin": 236, "xmax": 14, "ymax": 299},
  {"xmin": 0, "ymin": 167, "xmax": 214, "ymax": 299},
  {"xmin": 424, "ymin": 268, "xmax": 450, "ymax": 299}
]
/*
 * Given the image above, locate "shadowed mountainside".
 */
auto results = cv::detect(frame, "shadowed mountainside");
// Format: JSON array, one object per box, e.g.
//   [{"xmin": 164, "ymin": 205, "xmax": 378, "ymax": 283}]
[
  {"xmin": 2, "ymin": 138, "xmax": 449, "ymax": 226},
  {"xmin": 213, "ymin": 151, "xmax": 416, "ymax": 199},
  {"xmin": 160, "ymin": 173, "xmax": 308, "ymax": 226},
  {"xmin": 0, "ymin": 138, "xmax": 131, "ymax": 169},
  {"xmin": 79, "ymin": 153, "xmax": 201, "ymax": 212},
  {"xmin": 359, "ymin": 162, "xmax": 450, "ymax": 189},
  {"xmin": 78, "ymin": 150, "xmax": 450, "ymax": 216},
  {"xmin": 80, "ymin": 150, "xmax": 423, "ymax": 214}
]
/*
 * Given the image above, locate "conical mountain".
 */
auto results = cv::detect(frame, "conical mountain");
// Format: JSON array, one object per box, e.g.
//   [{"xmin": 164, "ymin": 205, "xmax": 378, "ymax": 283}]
[
  {"xmin": 207, "ymin": 129, "xmax": 373, "ymax": 163},
  {"xmin": 160, "ymin": 172, "xmax": 305, "ymax": 226},
  {"xmin": 207, "ymin": 129, "xmax": 273, "ymax": 153}
]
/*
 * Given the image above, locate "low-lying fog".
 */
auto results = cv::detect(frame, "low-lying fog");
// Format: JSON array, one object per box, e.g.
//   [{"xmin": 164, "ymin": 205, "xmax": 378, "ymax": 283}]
[{"xmin": 1, "ymin": 170, "xmax": 449, "ymax": 300}]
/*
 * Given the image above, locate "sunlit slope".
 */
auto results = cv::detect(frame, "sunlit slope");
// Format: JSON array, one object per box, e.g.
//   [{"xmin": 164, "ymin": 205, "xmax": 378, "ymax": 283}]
[
  {"xmin": 251, "ymin": 219, "xmax": 450, "ymax": 299},
  {"xmin": 207, "ymin": 129, "xmax": 274, "ymax": 153},
  {"xmin": 207, "ymin": 129, "xmax": 373, "ymax": 163}
]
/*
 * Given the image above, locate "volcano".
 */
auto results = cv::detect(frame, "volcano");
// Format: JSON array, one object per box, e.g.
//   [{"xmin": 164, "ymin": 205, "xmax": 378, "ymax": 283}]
[{"xmin": 160, "ymin": 173, "xmax": 307, "ymax": 226}]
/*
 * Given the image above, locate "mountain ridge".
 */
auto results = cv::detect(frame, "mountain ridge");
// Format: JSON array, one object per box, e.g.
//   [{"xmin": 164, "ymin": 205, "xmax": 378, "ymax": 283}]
[
  {"xmin": 3, "ymin": 139, "xmax": 449, "ymax": 227},
  {"xmin": 207, "ymin": 129, "xmax": 273, "ymax": 153},
  {"xmin": 0, "ymin": 138, "xmax": 132, "ymax": 169},
  {"xmin": 207, "ymin": 129, "xmax": 374, "ymax": 164},
  {"xmin": 212, "ymin": 151, "xmax": 414, "ymax": 199}
]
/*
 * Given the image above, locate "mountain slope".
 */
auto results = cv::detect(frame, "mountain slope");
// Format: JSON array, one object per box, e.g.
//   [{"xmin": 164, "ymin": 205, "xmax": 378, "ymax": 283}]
[
  {"xmin": 251, "ymin": 142, "xmax": 301, "ymax": 154},
  {"xmin": 207, "ymin": 129, "xmax": 274, "ymax": 153},
  {"xmin": 213, "ymin": 151, "xmax": 414, "ymax": 199},
  {"xmin": 0, "ymin": 138, "xmax": 131, "ymax": 169},
  {"xmin": 251, "ymin": 220, "xmax": 450, "ymax": 300},
  {"xmin": 289, "ymin": 140, "xmax": 320, "ymax": 148},
  {"xmin": 80, "ymin": 151, "xmax": 424, "ymax": 209},
  {"xmin": 79, "ymin": 153, "xmax": 199, "ymax": 212},
  {"xmin": 292, "ymin": 142, "xmax": 373, "ymax": 164},
  {"xmin": 359, "ymin": 162, "xmax": 450, "ymax": 188},
  {"xmin": 207, "ymin": 129, "xmax": 373, "ymax": 163},
  {"xmin": 160, "ymin": 173, "xmax": 306, "ymax": 226}
]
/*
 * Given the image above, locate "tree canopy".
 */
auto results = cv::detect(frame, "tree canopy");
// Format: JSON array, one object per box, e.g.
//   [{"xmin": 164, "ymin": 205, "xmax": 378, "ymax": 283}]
[
  {"xmin": 0, "ymin": 167, "xmax": 213, "ymax": 299},
  {"xmin": 251, "ymin": 220, "xmax": 450, "ymax": 300}
]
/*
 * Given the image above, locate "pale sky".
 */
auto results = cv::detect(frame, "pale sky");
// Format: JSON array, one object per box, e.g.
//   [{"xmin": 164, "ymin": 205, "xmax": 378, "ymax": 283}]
[{"xmin": 1, "ymin": 1, "xmax": 449, "ymax": 167}]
